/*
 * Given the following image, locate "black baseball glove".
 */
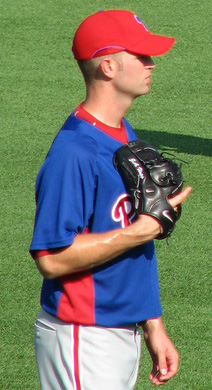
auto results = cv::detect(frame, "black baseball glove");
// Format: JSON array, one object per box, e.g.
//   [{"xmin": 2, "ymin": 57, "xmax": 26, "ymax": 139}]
[{"xmin": 114, "ymin": 140, "xmax": 184, "ymax": 239}]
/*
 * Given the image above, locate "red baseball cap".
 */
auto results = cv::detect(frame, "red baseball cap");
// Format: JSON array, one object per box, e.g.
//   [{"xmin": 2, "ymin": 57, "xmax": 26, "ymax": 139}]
[{"xmin": 72, "ymin": 10, "xmax": 176, "ymax": 60}]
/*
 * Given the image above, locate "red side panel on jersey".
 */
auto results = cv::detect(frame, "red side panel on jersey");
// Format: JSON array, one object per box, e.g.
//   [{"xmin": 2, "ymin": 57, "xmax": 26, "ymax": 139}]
[
  {"xmin": 57, "ymin": 271, "xmax": 95, "ymax": 324},
  {"xmin": 32, "ymin": 228, "xmax": 95, "ymax": 324}
]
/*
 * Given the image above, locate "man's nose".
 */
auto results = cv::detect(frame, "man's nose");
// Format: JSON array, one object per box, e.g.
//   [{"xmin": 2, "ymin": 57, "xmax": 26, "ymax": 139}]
[{"xmin": 144, "ymin": 57, "xmax": 156, "ymax": 69}]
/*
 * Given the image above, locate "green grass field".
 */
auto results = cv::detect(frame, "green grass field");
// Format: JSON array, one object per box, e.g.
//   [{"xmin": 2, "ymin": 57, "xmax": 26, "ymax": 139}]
[{"xmin": 1, "ymin": 1, "xmax": 211, "ymax": 389}]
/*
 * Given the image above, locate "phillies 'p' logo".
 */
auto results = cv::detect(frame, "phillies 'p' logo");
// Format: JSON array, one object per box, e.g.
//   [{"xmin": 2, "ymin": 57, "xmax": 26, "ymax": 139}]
[{"xmin": 111, "ymin": 194, "xmax": 136, "ymax": 228}]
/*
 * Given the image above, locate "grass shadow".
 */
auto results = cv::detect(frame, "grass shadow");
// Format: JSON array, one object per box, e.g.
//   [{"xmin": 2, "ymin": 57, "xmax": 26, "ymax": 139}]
[{"xmin": 135, "ymin": 129, "xmax": 212, "ymax": 158}]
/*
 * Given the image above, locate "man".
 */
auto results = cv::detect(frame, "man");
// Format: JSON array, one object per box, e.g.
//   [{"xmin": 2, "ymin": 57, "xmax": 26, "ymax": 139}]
[{"xmin": 30, "ymin": 10, "xmax": 192, "ymax": 390}]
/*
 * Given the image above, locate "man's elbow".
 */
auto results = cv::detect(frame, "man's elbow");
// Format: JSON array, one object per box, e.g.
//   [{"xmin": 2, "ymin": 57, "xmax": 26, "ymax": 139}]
[{"xmin": 34, "ymin": 256, "xmax": 59, "ymax": 279}]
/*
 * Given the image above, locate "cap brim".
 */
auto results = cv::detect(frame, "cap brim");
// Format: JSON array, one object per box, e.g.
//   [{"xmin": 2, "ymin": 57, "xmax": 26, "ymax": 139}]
[{"xmin": 129, "ymin": 34, "xmax": 176, "ymax": 56}]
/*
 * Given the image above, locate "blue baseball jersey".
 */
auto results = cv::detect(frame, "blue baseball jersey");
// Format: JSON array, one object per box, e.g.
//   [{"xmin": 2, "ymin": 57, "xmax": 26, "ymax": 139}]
[{"xmin": 30, "ymin": 112, "xmax": 162, "ymax": 326}]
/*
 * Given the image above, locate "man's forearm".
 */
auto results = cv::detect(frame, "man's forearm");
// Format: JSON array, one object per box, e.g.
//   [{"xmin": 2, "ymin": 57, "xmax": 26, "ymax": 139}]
[
  {"xmin": 34, "ymin": 186, "xmax": 192, "ymax": 279},
  {"xmin": 141, "ymin": 317, "xmax": 165, "ymax": 339},
  {"xmin": 34, "ymin": 214, "xmax": 160, "ymax": 279}
]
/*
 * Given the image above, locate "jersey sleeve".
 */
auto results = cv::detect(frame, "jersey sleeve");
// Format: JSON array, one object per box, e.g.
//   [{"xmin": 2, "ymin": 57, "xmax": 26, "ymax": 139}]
[{"xmin": 30, "ymin": 131, "xmax": 98, "ymax": 251}]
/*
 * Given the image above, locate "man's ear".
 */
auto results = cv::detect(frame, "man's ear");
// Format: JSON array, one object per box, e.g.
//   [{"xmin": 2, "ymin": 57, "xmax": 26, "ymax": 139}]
[{"xmin": 100, "ymin": 58, "xmax": 115, "ymax": 79}]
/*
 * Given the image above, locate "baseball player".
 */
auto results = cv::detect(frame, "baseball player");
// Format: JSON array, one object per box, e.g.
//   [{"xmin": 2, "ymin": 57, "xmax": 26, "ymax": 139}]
[{"xmin": 30, "ymin": 10, "xmax": 192, "ymax": 390}]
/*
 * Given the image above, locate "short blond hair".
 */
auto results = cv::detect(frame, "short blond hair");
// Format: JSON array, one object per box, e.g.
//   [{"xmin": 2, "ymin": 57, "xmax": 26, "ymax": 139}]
[
  {"xmin": 77, "ymin": 57, "xmax": 102, "ymax": 84},
  {"xmin": 77, "ymin": 52, "xmax": 124, "ymax": 85}
]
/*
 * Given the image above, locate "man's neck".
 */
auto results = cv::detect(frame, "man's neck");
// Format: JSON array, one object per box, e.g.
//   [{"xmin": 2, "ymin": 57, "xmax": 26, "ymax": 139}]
[{"xmin": 83, "ymin": 83, "xmax": 133, "ymax": 128}]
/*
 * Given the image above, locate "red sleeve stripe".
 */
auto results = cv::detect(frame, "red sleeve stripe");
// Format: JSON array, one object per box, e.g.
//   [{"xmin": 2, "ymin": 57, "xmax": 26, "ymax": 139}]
[
  {"xmin": 30, "ymin": 249, "xmax": 59, "ymax": 259},
  {"xmin": 30, "ymin": 228, "xmax": 90, "ymax": 259}
]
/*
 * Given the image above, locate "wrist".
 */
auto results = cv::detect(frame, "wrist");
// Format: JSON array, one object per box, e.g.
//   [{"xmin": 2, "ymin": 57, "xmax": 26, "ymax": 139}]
[{"xmin": 125, "ymin": 215, "xmax": 161, "ymax": 245}]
